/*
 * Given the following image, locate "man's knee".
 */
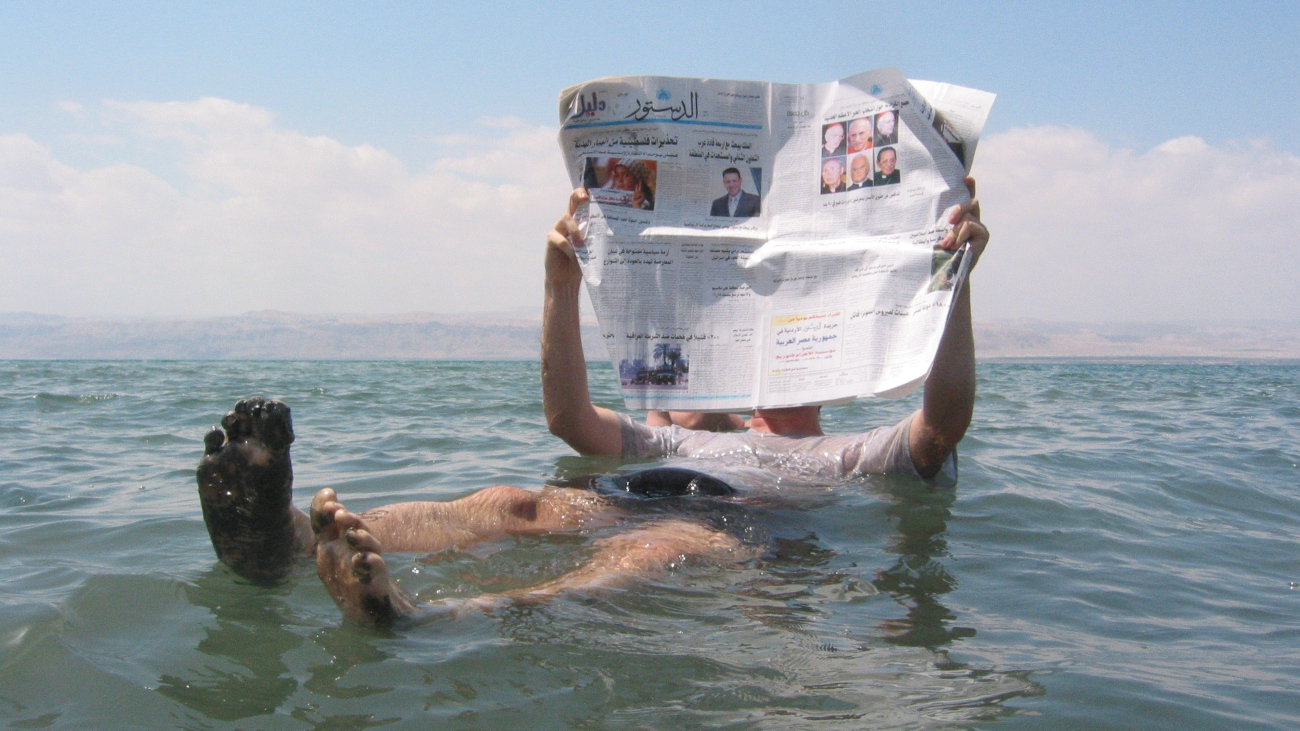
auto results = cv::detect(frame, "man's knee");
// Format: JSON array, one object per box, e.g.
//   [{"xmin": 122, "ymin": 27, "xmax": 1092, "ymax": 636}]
[{"xmin": 464, "ymin": 484, "xmax": 539, "ymax": 522}]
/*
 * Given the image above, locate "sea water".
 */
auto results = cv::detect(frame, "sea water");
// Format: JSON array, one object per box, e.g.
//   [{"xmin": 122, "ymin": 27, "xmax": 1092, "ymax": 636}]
[{"xmin": 0, "ymin": 360, "xmax": 1296, "ymax": 730}]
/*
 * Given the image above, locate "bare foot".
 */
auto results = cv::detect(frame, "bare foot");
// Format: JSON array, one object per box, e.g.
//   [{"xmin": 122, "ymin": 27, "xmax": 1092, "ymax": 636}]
[
  {"xmin": 196, "ymin": 397, "xmax": 314, "ymax": 584},
  {"xmin": 311, "ymin": 489, "xmax": 421, "ymax": 625}
]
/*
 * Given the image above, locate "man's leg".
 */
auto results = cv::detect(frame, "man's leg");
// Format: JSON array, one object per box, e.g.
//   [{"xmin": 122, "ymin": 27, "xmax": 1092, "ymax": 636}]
[
  {"xmin": 320, "ymin": 484, "xmax": 622, "ymax": 555},
  {"xmin": 312, "ymin": 490, "xmax": 745, "ymax": 625},
  {"xmin": 199, "ymin": 398, "xmax": 623, "ymax": 583}
]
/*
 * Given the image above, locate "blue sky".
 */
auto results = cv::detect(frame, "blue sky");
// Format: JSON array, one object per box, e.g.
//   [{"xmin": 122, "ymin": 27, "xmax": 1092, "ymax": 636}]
[
  {"xmin": 5, "ymin": 2, "xmax": 1295, "ymax": 163},
  {"xmin": 1, "ymin": 2, "xmax": 1297, "ymax": 319}
]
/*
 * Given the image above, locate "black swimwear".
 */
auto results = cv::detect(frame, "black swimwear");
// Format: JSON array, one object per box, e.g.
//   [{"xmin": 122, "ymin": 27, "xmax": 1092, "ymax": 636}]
[
  {"xmin": 610, "ymin": 467, "xmax": 738, "ymax": 498},
  {"xmin": 552, "ymin": 466, "xmax": 738, "ymax": 498}
]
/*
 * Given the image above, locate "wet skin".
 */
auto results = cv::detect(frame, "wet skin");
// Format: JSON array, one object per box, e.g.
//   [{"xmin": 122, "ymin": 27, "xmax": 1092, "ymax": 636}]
[
  {"xmin": 198, "ymin": 398, "xmax": 746, "ymax": 623},
  {"xmin": 309, "ymin": 487, "xmax": 744, "ymax": 625},
  {"xmin": 196, "ymin": 397, "xmax": 312, "ymax": 585}
]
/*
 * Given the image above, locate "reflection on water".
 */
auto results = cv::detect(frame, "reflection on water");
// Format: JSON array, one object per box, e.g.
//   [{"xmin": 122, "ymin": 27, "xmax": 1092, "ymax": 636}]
[
  {"xmin": 158, "ymin": 570, "xmax": 310, "ymax": 720},
  {"xmin": 159, "ymin": 568, "xmax": 410, "ymax": 729},
  {"xmin": 873, "ymin": 480, "xmax": 977, "ymax": 648}
]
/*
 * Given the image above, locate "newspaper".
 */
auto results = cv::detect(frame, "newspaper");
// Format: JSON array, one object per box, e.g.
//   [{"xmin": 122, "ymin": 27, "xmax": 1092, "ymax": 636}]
[{"xmin": 557, "ymin": 69, "xmax": 994, "ymax": 411}]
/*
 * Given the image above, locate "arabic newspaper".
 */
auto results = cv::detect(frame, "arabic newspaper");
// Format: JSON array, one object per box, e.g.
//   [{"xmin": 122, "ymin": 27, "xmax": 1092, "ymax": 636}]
[{"xmin": 557, "ymin": 69, "xmax": 995, "ymax": 411}]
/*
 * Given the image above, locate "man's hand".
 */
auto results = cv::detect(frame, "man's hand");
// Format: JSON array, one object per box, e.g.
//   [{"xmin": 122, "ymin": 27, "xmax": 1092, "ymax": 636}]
[
  {"xmin": 939, "ymin": 176, "xmax": 988, "ymax": 267},
  {"xmin": 545, "ymin": 188, "xmax": 589, "ymax": 291}
]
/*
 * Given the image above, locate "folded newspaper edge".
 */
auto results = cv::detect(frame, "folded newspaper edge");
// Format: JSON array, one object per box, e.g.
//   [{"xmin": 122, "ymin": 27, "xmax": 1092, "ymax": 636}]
[{"xmin": 556, "ymin": 70, "xmax": 994, "ymax": 412}]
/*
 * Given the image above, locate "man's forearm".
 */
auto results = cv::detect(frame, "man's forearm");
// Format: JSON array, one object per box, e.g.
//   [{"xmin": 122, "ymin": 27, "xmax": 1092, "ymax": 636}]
[
  {"xmin": 542, "ymin": 274, "xmax": 589, "ymax": 431},
  {"xmin": 924, "ymin": 283, "xmax": 976, "ymax": 434},
  {"xmin": 541, "ymin": 267, "xmax": 622, "ymax": 456},
  {"xmin": 910, "ymin": 283, "xmax": 976, "ymax": 477}
]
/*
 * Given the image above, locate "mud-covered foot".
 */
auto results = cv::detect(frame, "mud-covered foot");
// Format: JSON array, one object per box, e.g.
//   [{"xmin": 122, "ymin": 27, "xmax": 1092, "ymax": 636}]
[
  {"xmin": 311, "ymin": 489, "xmax": 420, "ymax": 624},
  {"xmin": 196, "ymin": 397, "xmax": 312, "ymax": 585}
]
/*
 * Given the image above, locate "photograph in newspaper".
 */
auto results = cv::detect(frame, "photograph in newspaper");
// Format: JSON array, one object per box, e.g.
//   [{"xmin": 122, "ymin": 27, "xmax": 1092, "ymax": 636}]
[
  {"xmin": 584, "ymin": 157, "xmax": 658, "ymax": 211},
  {"xmin": 708, "ymin": 166, "xmax": 762, "ymax": 218},
  {"xmin": 557, "ymin": 70, "xmax": 994, "ymax": 411}
]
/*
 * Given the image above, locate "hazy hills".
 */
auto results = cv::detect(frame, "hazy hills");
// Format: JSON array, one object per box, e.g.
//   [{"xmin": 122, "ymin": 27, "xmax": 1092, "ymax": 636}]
[{"xmin": 1, "ymin": 311, "xmax": 1297, "ymax": 361}]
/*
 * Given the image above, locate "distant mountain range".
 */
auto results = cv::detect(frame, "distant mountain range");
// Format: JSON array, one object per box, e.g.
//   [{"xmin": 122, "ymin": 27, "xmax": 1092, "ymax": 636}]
[
  {"xmin": 1, "ymin": 311, "xmax": 1297, "ymax": 361},
  {"xmin": 973, "ymin": 319, "xmax": 1300, "ymax": 360}
]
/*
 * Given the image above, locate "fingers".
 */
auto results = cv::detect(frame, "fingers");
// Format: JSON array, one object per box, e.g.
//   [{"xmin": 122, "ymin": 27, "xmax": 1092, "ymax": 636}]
[
  {"xmin": 940, "ymin": 182, "xmax": 985, "ymax": 250},
  {"xmin": 943, "ymin": 216, "xmax": 989, "ymax": 255},
  {"xmin": 963, "ymin": 177, "xmax": 981, "ymax": 220},
  {"xmin": 947, "ymin": 197, "xmax": 980, "ymax": 225},
  {"xmin": 939, "ymin": 205, "xmax": 989, "ymax": 252},
  {"xmin": 549, "ymin": 215, "xmax": 583, "ymax": 253},
  {"xmin": 568, "ymin": 187, "xmax": 589, "ymax": 217},
  {"xmin": 550, "ymin": 209, "xmax": 582, "ymax": 244},
  {"xmin": 550, "ymin": 188, "xmax": 589, "ymax": 255}
]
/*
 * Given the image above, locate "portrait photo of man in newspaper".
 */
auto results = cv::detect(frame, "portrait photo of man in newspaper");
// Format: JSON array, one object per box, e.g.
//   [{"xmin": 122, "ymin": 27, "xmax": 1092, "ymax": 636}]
[
  {"xmin": 821, "ymin": 156, "xmax": 846, "ymax": 194},
  {"xmin": 874, "ymin": 109, "xmax": 899, "ymax": 146},
  {"xmin": 847, "ymin": 153, "xmax": 873, "ymax": 190},
  {"xmin": 847, "ymin": 117, "xmax": 874, "ymax": 154},
  {"xmin": 821, "ymin": 121, "xmax": 846, "ymax": 157},
  {"xmin": 709, "ymin": 167, "xmax": 762, "ymax": 218},
  {"xmin": 873, "ymin": 146, "xmax": 900, "ymax": 186}
]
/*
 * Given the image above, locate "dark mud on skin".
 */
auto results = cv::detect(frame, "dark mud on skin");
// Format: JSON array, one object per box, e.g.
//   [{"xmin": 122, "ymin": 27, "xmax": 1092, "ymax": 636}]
[{"xmin": 196, "ymin": 397, "xmax": 303, "ymax": 585}]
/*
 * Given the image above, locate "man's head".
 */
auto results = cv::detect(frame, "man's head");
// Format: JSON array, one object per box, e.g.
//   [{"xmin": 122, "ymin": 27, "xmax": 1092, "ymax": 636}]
[
  {"xmin": 847, "ymin": 118, "xmax": 872, "ymax": 152},
  {"xmin": 821, "ymin": 157, "xmax": 843, "ymax": 188},
  {"xmin": 823, "ymin": 123, "xmax": 844, "ymax": 151},
  {"xmin": 875, "ymin": 111, "xmax": 896, "ymax": 137},
  {"xmin": 849, "ymin": 154, "xmax": 870, "ymax": 183},
  {"xmin": 722, "ymin": 168, "xmax": 743, "ymax": 196},
  {"xmin": 749, "ymin": 405, "xmax": 823, "ymax": 436},
  {"xmin": 876, "ymin": 147, "xmax": 897, "ymax": 176}
]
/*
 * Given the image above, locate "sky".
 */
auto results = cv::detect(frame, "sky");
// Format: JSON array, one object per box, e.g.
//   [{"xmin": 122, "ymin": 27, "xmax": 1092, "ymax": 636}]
[{"xmin": 1, "ymin": 1, "xmax": 1297, "ymax": 322}]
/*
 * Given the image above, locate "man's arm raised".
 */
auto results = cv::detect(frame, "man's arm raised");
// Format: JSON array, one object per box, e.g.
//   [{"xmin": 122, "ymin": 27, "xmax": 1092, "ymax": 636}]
[
  {"xmin": 542, "ymin": 189, "xmax": 624, "ymax": 456},
  {"xmin": 909, "ymin": 178, "xmax": 988, "ymax": 478}
]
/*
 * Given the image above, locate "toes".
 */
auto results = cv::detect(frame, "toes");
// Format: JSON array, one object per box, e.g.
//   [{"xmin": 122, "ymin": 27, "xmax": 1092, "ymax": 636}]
[
  {"xmin": 310, "ymin": 489, "xmax": 342, "ymax": 538},
  {"xmin": 203, "ymin": 427, "xmax": 226, "ymax": 455},
  {"xmin": 256, "ymin": 399, "xmax": 295, "ymax": 451},
  {"xmin": 310, "ymin": 488, "xmax": 338, "ymax": 517},
  {"xmin": 351, "ymin": 549, "xmax": 383, "ymax": 584},
  {"xmin": 221, "ymin": 397, "xmax": 261, "ymax": 442},
  {"xmin": 334, "ymin": 509, "xmax": 366, "ymax": 533},
  {"xmin": 217, "ymin": 398, "xmax": 294, "ymax": 451},
  {"xmin": 344, "ymin": 526, "xmax": 382, "ymax": 554}
]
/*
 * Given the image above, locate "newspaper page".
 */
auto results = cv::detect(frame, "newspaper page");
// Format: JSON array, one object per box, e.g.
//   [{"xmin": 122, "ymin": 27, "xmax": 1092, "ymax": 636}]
[{"xmin": 557, "ymin": 69, "xmax": 994, "ymax": 411}]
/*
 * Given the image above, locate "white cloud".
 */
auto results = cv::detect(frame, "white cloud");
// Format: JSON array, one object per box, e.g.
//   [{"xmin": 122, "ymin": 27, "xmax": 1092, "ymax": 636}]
[
  {"xmin": 973, "ymin": 126, "xmax": 1300, "ymax": 321},
  {"xmin": 2, "ymin": 104, "xmax": 1296, "ymax": 321},
  {"xmin": 0, "ymin": 98, "xmax": 571, "ymax": 316}
]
